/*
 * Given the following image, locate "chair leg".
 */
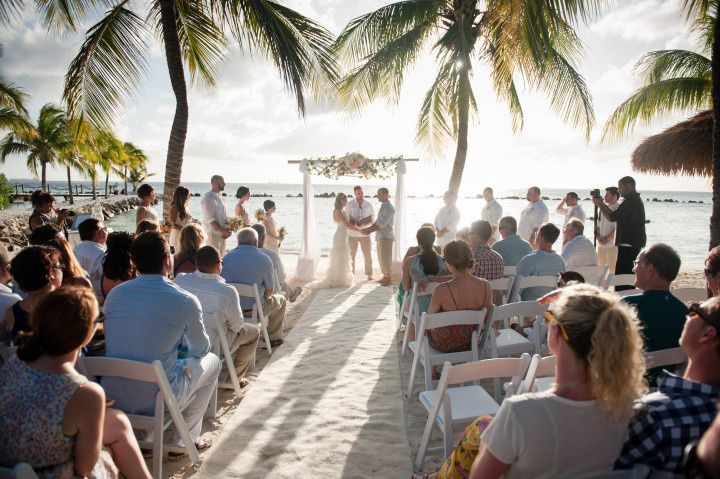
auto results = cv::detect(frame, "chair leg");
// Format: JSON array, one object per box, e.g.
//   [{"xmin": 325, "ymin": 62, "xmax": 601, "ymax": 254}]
[
  {"xmin": 153, "ymin": 406, "xmax": 164, "ymax": 478},
  {"xmin": 423, "ymin": 353, "xmax": 433, "ymax": 392},
  {"xmin": 400, "ymin": 315, "xmax": 413, "ymax": 356},
  {"xmin": 406, "ymin": 342, "xmax": 421, "ymax": 398},
  {"xmin": 443, "ymin": 421, "xmax": 453, "ymax": 459},
  {"xmin": 261, "ymin": 320, "xmax": 272, "ymax": 354}
]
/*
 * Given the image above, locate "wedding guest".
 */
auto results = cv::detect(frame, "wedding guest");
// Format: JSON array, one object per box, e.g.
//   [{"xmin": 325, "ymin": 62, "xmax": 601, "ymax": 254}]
[
  {"xmin": 399, "ymin": 223, "xmax": 439, "ymax": 311},
  {"xmin": 491, "ymin": 216, "xmax": 532, "ymax": 267},
  {"xmin": 346, "ymin": 186, "xmax": 375, "ymax": 280},
  {"xmin": 455, "ymin": 227, "xmax": 470, "ymax": 243},
  {"xmin": 262, "ymin": 200, "xmax": 281, "ymax": 253},
  {"xmin": 103, "ymin": 231, "xmax": 220, "ymax": 452},
  {"xmin": 416, "ymin": 285, "xmax": 646, "ymax": 479},
  {"xmin": 362, "ymin": 188, "xmax": 395, "ymax": 286},
  {"xmin": 250, "ymin": 224, "xmax": 301, "ymax": 302},
  {"xmin": 135, "ymin": 184, "xmax": 159, "ymax": 226},
  {"xmin": 73, "ymin": 218, "xmax": 108, "ymax": 298},
  {"xmin": 173, "ymin": 224, "xmax": 206, "ymax": 276},
  {"xmin": 168, "ymin": 186, "xmax": 192, "ymax": 251},
  {"xmin": 468, "ymin": 220, "xmax": 504, "ymax": 304},
  {"xmin": 221, "ymin": 228, "xmax": 286, "ymax": 348},
  {"xmin": 175, "ymin": 246, "xmax": 260, "ymax": 382},
  {"xmin": 28, "ymin": 223, "xmax": 64, "ymax": 245},
  {"xmin": 0, "ymin": 287, "xmax": 151, "ymax": 478},
  {"xmin": 29, "ymin": 190, "xmax": 71, "ymax": 233},
  {"xmin": 135, "ymin": 219, "xmax": 158, "ymax": 235},
  {"xmin": 234, "ymin": 186, "xmax": 251, "ymax": 225},
  {"xmin": 557, "ymin": 271, "xmax": 585, "ymax": 287},
  {"xmin": 518, "ymin": 186, "xmax": 549, "ymax": 247},
  {"xmin": 0, "ymin": 244, "xmax": 20, "ymax": 320},
  {"xmin": 515, "ymin": 222, "xmax": 566, "ymax": 301},
  {"xmin": 555, "ymin": 191, "xmax": 586, "ymax": 227},
  {"xmin": 45, "ymin": 236, "xmax": 93, "ymax": 289},
  {"xmin": 425, "ymin": 240, "xmax": 492, "ymax": 354},
  {"xmin": 480, "ymin": 187, "xmax": 503, "ymax": 242},
  {"xmin": 616, "ymin": 297, "xmax": 720, "ymax": 473},
  {"xmin": 101, "ymin": 232, "xmax": 137, "ymax": 300},
  {"xmin": 597, "ymin": 186, "xmax": 620, "ymax": 274},
  {"xmin": 2, "ymin": 246, "xmax": 62, "ymax": 341},
  {"xmin": 434, "ymin": 190, "xmax": 461, "ymax": 248},
  {"xmin": 201, "ymin": 175, "xmax": 231, "ymax": 257},
  {"xmin": 560, "ymin": 218, "xmax": 598, "ymax": 270},
  {"xmin": 705, "ymin": 245, "xmax": 720, "ymax": 297},
  {"xmin": 689, "ymin": 409, "xmax": 720, "ymax": 479}
]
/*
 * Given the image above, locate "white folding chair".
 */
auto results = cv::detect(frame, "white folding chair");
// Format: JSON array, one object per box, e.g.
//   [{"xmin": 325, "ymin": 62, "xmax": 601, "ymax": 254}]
[
  {"xmin": 230, "ymin": 283, "xmax": 273, "ymax": 354},
  {"xmin": 204, "ymin": 312, "xmax": 243, "ymax": 396},
  {"xmin": 488, "ymin": 277, "xmax": 513, "ymax": 305},
  {"xmin": 518, "ymin": 354, "xmax": 557, "ymax": 394},
  {"xmin": 503, "ymin": 265, "xmax": 516, "ymax": 276},
  {"xmin": 407, "ymin": 307, "xmax": 493, "ymax": 397},
  {"xmin": 414, "ymin": 356, "xmax": 531, "ymax": 471},
  {"xmin": 401, "ymin": 282, "xmax": 438, "ymax": 356},
  {"xmin": 616, "ymin": 288, "xmax": 643, "ymax": 297},
  {"xmin": 487, "ymin": 301, "xmax": 548, "ymax": 357},
  {"xmin": 80, "ymin": 357, "xmax": 200, "ymax": 479},
  {"xmin": 0, "ymin": 463, "xmax": 38, "ymax": 479},
  {"xmin": 644, "ymin": 347, "xmax": 687, "ymax": 370},
  {"xmin": 573, "ymin": 266, "xmax": 609, "ymax": 287},
  {"xmin": 512, "ymin": 275, "xmax": 558, "ymax": 302},
  {"xmin": 605, "ymin": 273, "xmax": 636, "ymax": 290},
  {"xmin": 671, "ymin": 287, "xmax": 709, "ymax": 303},
  {"xmin": 397, "ymin": 286, "xmax": 413, "ymax": 330}
]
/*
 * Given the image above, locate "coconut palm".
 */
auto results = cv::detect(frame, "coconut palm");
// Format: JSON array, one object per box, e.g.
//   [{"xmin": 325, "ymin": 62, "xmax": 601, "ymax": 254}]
[
  {"xmin": 335, "ymin": 0, "xmax": 601, "ymax": 193},
  {"xmin": 58, "ymin": 117, "xmax": 96, "ymax": 204},
  {"xmin": 0, "ymin": 103, "xmax": 71, "ymax": 191},
  {"xmin": 125, "ymin": 164, "xmax": 155, "ymax": 193},
  {"xmin": 117, "ymin": 141, "xmax": 148, "ymax": 195}
]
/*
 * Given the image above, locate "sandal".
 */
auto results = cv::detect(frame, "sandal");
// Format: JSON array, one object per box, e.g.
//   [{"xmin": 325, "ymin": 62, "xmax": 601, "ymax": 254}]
[{"xmin": 167, "ymin": 437, "xmax": 212, "ymax": 459}]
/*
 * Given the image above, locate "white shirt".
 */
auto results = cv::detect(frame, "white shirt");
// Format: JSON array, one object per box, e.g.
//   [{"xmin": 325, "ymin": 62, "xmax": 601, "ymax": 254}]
[
  {"xmin": 73, "ymin": 240, "xmax": 107, "ymax": 298},
  {"xmin": 481, "ymin": 199, "xmax": 503, "ymax": 240},
  {"xmin": 556, "ymin": 203, "xmax": 586, "ymax": 226},
  {"xmin": 0, "ymin": 284, "xmax": 21, "ymax": 325},
  {"xmin": 598, "ymin": 202, "xmax": 619, "ymax": 240},
  {"xmin": 518, "ymin": 199, "xmax": 549, "ymax": 241},
  {"xmin": 345, "ymin": 198, "xmax": 374, "ymax": 239},
  {"xmin": 434, "ymin": 204, "xmax": 461, "ymax": 246},
  {"xmin": 201, "ymin": 190, "xmax": 228, "ymax": 238},
  {"xmin": 175, "ymin": 271, "xmax": 244, "ymax": 357},
  {"xmin": 561, "ymin": 234, "xmax": 598, "ymax": 269}
]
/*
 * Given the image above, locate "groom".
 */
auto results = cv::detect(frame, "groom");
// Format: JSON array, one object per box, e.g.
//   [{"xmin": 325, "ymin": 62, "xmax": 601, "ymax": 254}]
[{"xmin": 362, "ymin": 188, "xmax": 395, "ymax": 286}]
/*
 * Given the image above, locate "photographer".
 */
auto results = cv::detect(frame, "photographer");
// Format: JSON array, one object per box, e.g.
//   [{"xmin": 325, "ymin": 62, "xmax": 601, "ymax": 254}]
[
  {"xmin": 591, "ymin": 176, "xmax": 646, "ymax": 284},
  {"xmin": 28, "ymin": 191, "xmax": 72, "ymax": 236}
]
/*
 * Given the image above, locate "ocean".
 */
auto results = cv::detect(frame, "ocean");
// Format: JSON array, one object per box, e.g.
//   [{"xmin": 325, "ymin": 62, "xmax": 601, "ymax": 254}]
[{"xmin": 7, "ymin": 180, "xmax": 713, "ymax": 268}]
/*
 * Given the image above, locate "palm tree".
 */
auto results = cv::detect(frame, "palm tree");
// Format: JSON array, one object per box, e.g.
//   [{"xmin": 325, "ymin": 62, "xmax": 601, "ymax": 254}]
[
  {"xmin": 0, "ymin": 103, "xmax": 71, "ymax": 191},
  {"xmin": 125, "ymin": 165, "xmax": 155, "ymax": 193},
  {"xmin": 4, "ymin": 0, "xmax": 336, "ymax": 215},
  {"xmin": 59, "ymin": 117, "xmax": 96, "ymax": 204},
  {"xmin": 93, "ymin": 130, "xmax": 126, "ymax": 198},
  {"xmin": 117, "ymin": 142, "xmax": 148, "ymax": 195},
  {"xmin": 335, "ymin": 0, "xmax": 601, "ymax": 194}
]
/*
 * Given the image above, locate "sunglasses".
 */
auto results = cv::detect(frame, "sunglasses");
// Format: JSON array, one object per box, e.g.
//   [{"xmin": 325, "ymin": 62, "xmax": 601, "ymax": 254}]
[
  {"xmin": 688, "ymin": 303, "xmax": 720, "ymax": 332},
  {"xmin": 544, "ymin": 310, "xmax": 569, "ymax": 341}
]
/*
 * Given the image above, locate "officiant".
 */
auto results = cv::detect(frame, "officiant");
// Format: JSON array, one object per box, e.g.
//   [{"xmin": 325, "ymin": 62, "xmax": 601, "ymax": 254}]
[
  {"xmin": 434, "ymin": 190, "xmax": 461, "ymax": 249},
  {"xmin": 345, "ymin": 186, "xmax": 374, "ymax": 280}
]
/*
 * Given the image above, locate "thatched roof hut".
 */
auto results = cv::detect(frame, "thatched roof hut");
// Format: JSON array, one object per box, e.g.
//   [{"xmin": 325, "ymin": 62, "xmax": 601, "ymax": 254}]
[{"xmin": 631, "ymin": 109, "xmax": 712, "ymax": 177}]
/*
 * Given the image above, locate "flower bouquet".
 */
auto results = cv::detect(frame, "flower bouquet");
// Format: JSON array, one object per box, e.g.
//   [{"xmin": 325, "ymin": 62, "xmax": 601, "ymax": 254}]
[
  {"xmin": 255, "ymin": 209, "xmax": 266, "ymax": 222},
  {"xmin": 159, "ymin": 219, "xmax": 172, "ymax": 234},
  {"xmin": 278, "ymin": 226, "xmax": 287, "ymax": 246},
  {"xmin": 226, "ymin": 217, "xmax": 244, "ymax": 232}
]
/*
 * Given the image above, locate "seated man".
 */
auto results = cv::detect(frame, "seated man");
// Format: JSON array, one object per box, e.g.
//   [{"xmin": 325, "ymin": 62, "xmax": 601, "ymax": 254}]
[
  {"xmin": 616, "ymin": 297, "xmax": 720, "ymax": 473},
  {"xmin": 73, "ymin": 218, "xmax": 108, "ymax": 298},
  {"xmin": 103, "ymin": 231, "xmax": 221, "ymax": 450},
  {"xmin": 492, "ymin": 216, "xmax": 532, "ymax": 267},
  {"xmin": 560, "ymin": 218, "xmax": 598, "ymax": 270},
  {"xmin": 515, "ymin": 222, "xmax": 566, "ymax": 301},
  {"xmin": 250, "ymin": 223, "xmax": 301, "ymax": 303},
  {"xmin": 0, "ymin": 244, "xmax": 21, "ymax": 321},
  {"xmin": 623, "ymin": 243, "xmax": 687, "ymax": 353},
  {"xmin": 175, "ymin": 246, "xmax": 260, "ymax": 381},
  {"xmin": 468, "ymin": 220, "xmax": 504, "ymax": 304},
  {"xmin": 221, "ymin": 227, "xmax": 286, "ymax": 348}
]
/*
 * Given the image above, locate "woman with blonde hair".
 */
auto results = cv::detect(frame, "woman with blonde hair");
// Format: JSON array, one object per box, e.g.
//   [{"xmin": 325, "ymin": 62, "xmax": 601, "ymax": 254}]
[
  {"xmin": 168, "ymin": 186, "xmax": 192, "ymax": 251},
  {"xmin": 322, "ymin": 193, "xmax": 361, "ymax": 287},
  {"xmin": 173, "ymin": 224, "xmax": 206, "ymax": 276},
  {"xmin": 414, "ymin": 284, "xmax": 647, "ymax": 479}
]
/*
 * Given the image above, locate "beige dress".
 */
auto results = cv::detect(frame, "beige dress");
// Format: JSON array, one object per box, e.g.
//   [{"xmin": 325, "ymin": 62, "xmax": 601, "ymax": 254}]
[
  {"xmin": 169, "ymin": 212, "xmax": 192, "ymax": 251},
  {"xmin": 264, "ymin": 215, "xmax": 280, "ymax": 253}
]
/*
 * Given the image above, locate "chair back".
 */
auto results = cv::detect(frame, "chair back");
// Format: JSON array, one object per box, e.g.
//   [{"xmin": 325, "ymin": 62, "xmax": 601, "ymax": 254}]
[
  {"xmin": 230, "ymin": 283, "xmax": 264, "ymax": 319},
  {"xmin": 492, "ymin": 301, "xmax": 548, "ymax": 329},
  {"xmin": 503, "ymin": 265, "xmax": 516, "ymax": 276},
  {"xmin": 439, "ymin": 355, "xmax": 532, "ymax": 389},
  {"xmin": 416, "ymin": 282, "xmax": 438, "ymax": 297},
  {"xmin": 572, "ymin": 266, "xmax": 609, "ymax": 287},
  {"xmin": 418, "ymin": 309, "xmax": 486, "ymax": 333},
  {"xmin": 616, "ymin": 288, "xmax": 642, "ymax": 298},
  {"xmin": 488, "ymin": 277, "xmax": 513, "ymax": 305},
  {"xmin": 671, "ymin": 287, "xmax": 709, "ymax": 303},
  {"xmin": 201, "ymin": 312, "xmax": 223, "ymax": 357},
  {"xmin": 645, "ymin": 347, "xmax": 687, "ymax": 370},
  {"xmin": 0, "ymin": 464, "xmax": 38, "ymax": 479},
  {"xmin": 514, "ymin": 275, "xmax": 558, "ymax": 302},
  {"xmin": 518, "ymin": 354, "xmax": 556, "ymax": 394},
  {"xmin": 606, "ymin": 273, "xmax": 636, "ymax": 289}
]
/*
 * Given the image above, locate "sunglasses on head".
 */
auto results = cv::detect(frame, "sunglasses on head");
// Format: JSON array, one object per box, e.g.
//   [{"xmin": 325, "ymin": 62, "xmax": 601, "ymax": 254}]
[
  {"xmin": 543, "ymin": 310, "xmax": 569, "ymax": 341},
  {"xmin": 688, "ymin": 303, "xmax": 720, "ymax": 332}
]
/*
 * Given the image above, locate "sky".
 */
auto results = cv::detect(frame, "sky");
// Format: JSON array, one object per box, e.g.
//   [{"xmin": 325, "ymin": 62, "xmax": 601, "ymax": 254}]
[{"xmin": 0, "ymin": 0, "xmax": 713, "ymax": 194}]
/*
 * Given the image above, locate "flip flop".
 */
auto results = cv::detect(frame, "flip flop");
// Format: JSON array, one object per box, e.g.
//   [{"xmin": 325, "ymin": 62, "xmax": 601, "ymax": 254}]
[{"xmin": 167, "ymin": 437, "xmax": 212, "ymax": 459}]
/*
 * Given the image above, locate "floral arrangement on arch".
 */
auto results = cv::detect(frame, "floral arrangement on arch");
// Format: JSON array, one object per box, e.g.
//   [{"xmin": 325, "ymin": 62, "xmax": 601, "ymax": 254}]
[{"xmin": 304, "ymin": 152, "xmax": 402, "ymax": 179}]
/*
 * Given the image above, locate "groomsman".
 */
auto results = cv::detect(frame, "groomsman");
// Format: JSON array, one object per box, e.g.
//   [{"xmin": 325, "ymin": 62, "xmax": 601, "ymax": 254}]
[
  {"xmin": 201, "ymin": 175, "xmax": 231, "ymax": 256},
  {"xmin": 481, "ymin": 187, "xmax": 503, "ymax": 242},
  {"xmin": 434, "ymin": 191, "xmax": 461, "ymax": 249},
  {"xmin": 345, "ymin": 186, "xmax": 374, "ymax": 280},
  {"xmin": 362, "ymin": 188, "xmax": 395, "ymax": 286}
]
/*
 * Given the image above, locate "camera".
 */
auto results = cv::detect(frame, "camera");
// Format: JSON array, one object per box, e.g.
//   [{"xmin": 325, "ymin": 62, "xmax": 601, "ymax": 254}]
[{"xmin": 590, "ymin": 189, "xmax": 602, "ymax": 199}]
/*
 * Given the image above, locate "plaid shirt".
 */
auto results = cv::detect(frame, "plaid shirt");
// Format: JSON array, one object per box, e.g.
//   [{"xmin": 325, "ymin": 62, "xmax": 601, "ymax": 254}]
[
  {"xmin": 615, "ymin": 371, "xmax": 720, "ymax": 472},
  {"xmin": 471, "ymin": 244, "xmax": 505, "ymax": 304}
]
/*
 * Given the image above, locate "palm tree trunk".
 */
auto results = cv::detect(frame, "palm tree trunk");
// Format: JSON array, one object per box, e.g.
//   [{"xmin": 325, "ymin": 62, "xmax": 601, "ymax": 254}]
[
  {"xmin": 92, "ymin": 175, "xmax": 97, "ymax": 200},
  {"xmin": 124, "ymin": 166, "xmax": 128, "ymax": 195},
  {"xmin": 104, "ymin": 171, "xmax": 109, "ymax": 198},
  {"xmin": 712, "ymin": 11, "xmax": 720, "ymax": 249},
  {"xmin": 448, "ymin": 69, "xmax": 471, "ymax": 195},
  {"xmin": 159, "ymin": 0, "xmax": 188, "ymax": 218},
  {"xmin": 66, "ymin": 166, "xmax": 74, "ymax": 205},
  {"xmin": 41, "ymin": 161, "xmax": 47, "ymax": 191}
]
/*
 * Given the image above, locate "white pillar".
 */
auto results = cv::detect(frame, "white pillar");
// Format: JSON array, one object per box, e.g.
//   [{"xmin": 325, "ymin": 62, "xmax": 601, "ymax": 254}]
[
  {"xmin": 392, "ymin": 158, "xmax": 407, "ymax": 276},
  {"xmin": 295, "ymin": 160, "xmax": 320, "ymax": 279}
]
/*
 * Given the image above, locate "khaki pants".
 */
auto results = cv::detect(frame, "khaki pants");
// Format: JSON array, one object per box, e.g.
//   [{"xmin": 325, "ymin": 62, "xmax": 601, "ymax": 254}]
[
  {"xmin": 597, "ymin": 244, "xmax": 618, "ymax": 275},
  {"xmin": 230, "ymin": 323, "xmax": 260, "ymax": 377},
  {"xmin": 261, "ymin": 294, "xmax": 286, "ymax": 340},
  {"xmin": 377, "ymin": 239, "xmax": 394, "ymax": 277},
  {"xmin": 348, "ymin": 236, "xmax": 372, "ymax": 276},
  {"xmin": 207, "ymin": 234, "xmax": 227, "ymax": 257}
]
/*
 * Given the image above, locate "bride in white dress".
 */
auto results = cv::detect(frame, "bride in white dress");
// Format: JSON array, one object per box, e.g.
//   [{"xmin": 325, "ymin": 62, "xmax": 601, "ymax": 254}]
[{"xmin": 325, "ymin": 193, "xmax": 361, "ymax": 287}]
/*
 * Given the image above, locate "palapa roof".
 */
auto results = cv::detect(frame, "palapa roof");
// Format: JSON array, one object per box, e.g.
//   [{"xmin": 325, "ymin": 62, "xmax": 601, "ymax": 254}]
[{"xmin": 631, "ymin": 109, "xmax": 712, "ymax": 177}]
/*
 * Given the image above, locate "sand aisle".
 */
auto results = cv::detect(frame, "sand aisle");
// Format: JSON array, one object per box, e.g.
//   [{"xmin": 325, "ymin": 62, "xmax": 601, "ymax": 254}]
[{"xmin": 198, "ymin": 282, "xmax": 412, "ymax": 478}]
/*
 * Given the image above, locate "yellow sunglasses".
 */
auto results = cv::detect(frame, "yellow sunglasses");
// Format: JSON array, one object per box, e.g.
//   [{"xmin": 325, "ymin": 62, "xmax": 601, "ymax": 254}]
[{"xmin": 543, "ymin": 310, "xmax": 569, "ymax": 341}]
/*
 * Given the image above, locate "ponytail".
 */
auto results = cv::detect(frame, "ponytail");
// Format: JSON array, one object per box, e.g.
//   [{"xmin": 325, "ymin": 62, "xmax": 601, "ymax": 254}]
[
  {"xmin": 416, "ymin": 227, "xmax": 439, "ymax": 275},
  {"xmin": 16, "ymin": 331, "xmax": 44, "ymax": 362}
]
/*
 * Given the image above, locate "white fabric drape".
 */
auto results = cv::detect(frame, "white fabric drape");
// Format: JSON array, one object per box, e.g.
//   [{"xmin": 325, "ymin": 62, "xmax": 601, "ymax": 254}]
[
  {"xmin": 392, "ymin": 158, "xmax": 407, "ymax": 276},
  {"xmin": 296, "ymin": 160, "xmax": 320, "ymax": 279}
]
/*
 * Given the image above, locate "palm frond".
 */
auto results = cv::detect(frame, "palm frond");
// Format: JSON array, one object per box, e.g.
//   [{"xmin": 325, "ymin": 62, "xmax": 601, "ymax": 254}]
[
  {"xmin": 0, "ymin": 132, "xmax": 31, "ymax": 163},
  {"xmin": 681, "ymin": 0, "xmax": 714, "ymax": 21},
  {"xmin": 486, "ymin": 42, "xmax": 524, "ymax": 132},
  {"xmin": 637, "ymin": 49, "xmax": 711, "ymax": 85},
  {"xmin": 0, "ymin": 108, "xmax": 33, "ymax": 134},
  {"xmin": 0, "ymin": 0, "xmax": 23, "ymax": 26},
  {"xmin": 33, "ymin": 0, "xmax": 102, "ymax": 31},
  {"xmin": 602, "ymin": 76, "xmax": 711, "ymax": 141},
  {"xmin": 0, "ymin": 76, "xmax": 29, "ymax": 115},
  {"xmin": 63, "ymin": 1, "xmax": 149, "ymax": 128},
  {"xmin": 416, "ymin": 62, "xmax": 454, "ymax": 157}
]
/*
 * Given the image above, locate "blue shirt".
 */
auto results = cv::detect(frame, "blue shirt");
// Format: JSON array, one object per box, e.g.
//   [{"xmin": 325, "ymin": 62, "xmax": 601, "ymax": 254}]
[
  {"xmin": 492, "ymin": 234, "xmax": 533, "ymax": 266},
  {"xmin": 102, "ymin": 274, "xmax": 210, "ymax": 414},
  {"xmin": 375, "ymin": 201, "xmax": 395, "ymax": 240},
  {"xmin": 221, "ymin": 245, "xmax": 275, "ymax": 309},
  {"xmin": 515, "ymin": 249, "xmax": 566, "ymax": 300}
]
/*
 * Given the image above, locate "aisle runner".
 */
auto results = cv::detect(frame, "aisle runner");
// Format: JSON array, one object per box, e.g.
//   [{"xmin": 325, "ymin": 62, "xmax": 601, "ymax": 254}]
[{"xmin": 198, "ymin": 283, "xmax": 412, "ymax": 478}]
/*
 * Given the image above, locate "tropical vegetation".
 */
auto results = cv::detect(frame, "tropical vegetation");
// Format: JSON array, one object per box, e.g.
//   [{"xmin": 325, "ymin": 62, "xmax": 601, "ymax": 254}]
[{"xmin": 0, "ymin": 173, "xmax": 14, "ymax": 209}]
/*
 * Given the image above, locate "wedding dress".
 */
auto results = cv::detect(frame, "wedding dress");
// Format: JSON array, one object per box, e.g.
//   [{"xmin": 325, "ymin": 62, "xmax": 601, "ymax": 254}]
[{"xmin": 324, "ymin": 211, "xmax": 354, "ymax": 287}]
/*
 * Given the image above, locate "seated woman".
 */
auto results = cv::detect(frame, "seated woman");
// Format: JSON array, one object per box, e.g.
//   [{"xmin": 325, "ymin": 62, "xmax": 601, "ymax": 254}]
[
  {"xmin": 398, "ymin": 223, "xmax": 442, "ymax": 310},
  {"xmin": 173, "ymin": 224, "xmax": 206, "ymax": 277},
  {"xmin": 101, "ymin": 232, "xmax": 137, "ymax": 300},
  {"xmin": 425, "ymin": 240, "xmax": 492, "ymax": 353},
  {"xmin": 3, "ymin": 246, "xmax": 62, "ymax": 342},
  {"xmin": 402, "ymin": 226, "xmax": 448, "ymax": 341},
  {"xmin": 0, "ymin": 287, "xmax": 151, "ymax": 478},
  {"xmin": 415, "ymin": 284, "xmax": 647, "ymax": 479},
  {"xmin": 45, "ymin": 236, "xmax": 93, "ymax": 289}
]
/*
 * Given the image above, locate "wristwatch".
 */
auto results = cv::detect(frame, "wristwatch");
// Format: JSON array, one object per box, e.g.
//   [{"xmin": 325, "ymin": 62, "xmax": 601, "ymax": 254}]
[{"xmin": 682, "ymin": 440, "xmax": 711, "ymax": 478}]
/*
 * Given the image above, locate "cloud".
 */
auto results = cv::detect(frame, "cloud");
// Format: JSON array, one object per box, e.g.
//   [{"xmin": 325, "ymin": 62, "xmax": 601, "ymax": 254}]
[{"xmin": 591, "ymin": 0, "xmax": 685, "ymax": 43}]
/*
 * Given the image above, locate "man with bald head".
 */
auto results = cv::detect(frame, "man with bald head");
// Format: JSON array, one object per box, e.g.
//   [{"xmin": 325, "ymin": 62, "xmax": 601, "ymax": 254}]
[
  {"xmin": 202, "ymin": 175, "xmax": 231, "ymax": 256},
  {"xmin": 518, "ymin": 186, "xmax": 548, "ymax": 247}
]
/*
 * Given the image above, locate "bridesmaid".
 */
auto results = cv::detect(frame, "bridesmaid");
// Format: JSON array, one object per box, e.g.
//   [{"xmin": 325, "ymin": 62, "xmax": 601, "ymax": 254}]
[
  {"xmin": 234, "ymin": 186, "xmax": 251, "ymax": 226},
  {"xmin": 135, "ymin": 184, "xmax": 159, "ymax": 226},
  {"xmin": 263, "ymin": 200, "xmax": 281, "ymax": 253},
  {"xmin": 168, "ymin": 186, "xmax": 192, "ymax": 251}
]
